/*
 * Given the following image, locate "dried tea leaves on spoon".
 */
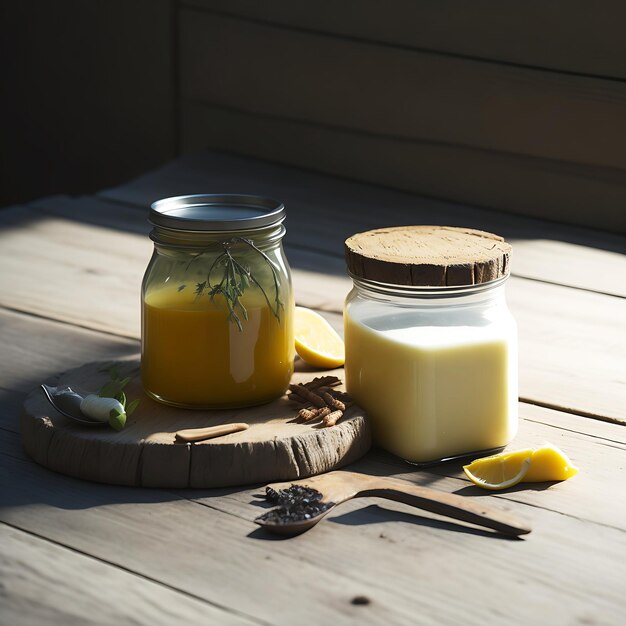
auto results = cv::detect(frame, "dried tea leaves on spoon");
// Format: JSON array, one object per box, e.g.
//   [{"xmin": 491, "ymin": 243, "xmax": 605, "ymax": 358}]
[
  {"xmin": 265, "ymin": 484, "xmax": 323, "ymax": 505},
  {"xmin": 257, "ymin": 484, "xmax": 334, "ymax": 525},
  {"xmin": 257, "ymin": 503, "xmax": 333, "ymax": 525}
]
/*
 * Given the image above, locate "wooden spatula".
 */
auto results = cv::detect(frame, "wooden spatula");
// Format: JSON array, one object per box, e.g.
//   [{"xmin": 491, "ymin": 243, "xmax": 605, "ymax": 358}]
[{"xmin": 255, "ymin": 471, "xmax": 531, "ymax": 537}]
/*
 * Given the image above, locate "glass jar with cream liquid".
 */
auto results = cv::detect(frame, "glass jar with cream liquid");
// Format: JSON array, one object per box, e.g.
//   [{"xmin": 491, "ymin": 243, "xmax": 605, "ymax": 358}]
[{"xmin": 344, "ymin": 226, "xmax": 518, "ymax": 464}]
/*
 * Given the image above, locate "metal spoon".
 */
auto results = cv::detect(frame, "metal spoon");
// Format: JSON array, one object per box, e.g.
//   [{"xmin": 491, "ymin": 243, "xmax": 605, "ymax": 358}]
[
  {"xmin": 255, "ymin": 471, "xmax": 531, "ymax": 537},
  {"xmin": 40, "ymin": 384, "xmax": 105, "ymax": 426}
]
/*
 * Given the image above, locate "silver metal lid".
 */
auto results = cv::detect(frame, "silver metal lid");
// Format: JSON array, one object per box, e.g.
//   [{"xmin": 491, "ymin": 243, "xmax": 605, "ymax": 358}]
[{"xmin": 149, "ymin": 194, "xmax": 285, "ymax": 231}]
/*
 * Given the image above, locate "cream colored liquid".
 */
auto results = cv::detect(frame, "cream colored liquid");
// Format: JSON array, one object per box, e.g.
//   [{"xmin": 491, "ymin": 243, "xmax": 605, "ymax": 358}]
[{"xmin": 344, "ymin": 314, "xmax": 517, "ymax": 463}]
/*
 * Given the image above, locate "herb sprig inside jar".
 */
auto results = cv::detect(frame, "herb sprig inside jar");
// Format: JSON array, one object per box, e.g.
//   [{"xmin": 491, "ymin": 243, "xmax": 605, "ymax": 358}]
[
  {"xmin": 141, "ymin": 194, "xmax": 295, "ymax": 410},
  {"xmin": 182, "ymin": 236, "xmax": 283, "ymax": 332}
]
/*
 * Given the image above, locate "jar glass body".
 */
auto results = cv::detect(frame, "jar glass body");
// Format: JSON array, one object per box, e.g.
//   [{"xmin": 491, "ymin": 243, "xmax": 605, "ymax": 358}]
[
  {"xmin": 141, "ymin": 224, "xmax": 294, "ymax": 409},
  {"xmin": 344, "ymin": 278, "xmax": 518, "ymax": 464}
]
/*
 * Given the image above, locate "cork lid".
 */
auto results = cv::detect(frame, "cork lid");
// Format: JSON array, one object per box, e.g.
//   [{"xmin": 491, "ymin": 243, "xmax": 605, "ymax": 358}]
[{"xmin": 345, "ymin": 226, "xmax": 511, "ymax": 287}]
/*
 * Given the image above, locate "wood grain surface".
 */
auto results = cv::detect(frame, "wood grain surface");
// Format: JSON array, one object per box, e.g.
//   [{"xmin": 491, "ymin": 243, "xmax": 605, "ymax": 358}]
[
  {"xmin": 1, "ymin": 155, "xmax": 625, "ymax": 623},
  {"xmin": 21, "ymin": 360, "xmax": 370, "ymax": 488},
  {"xmin": 0, "ymin": 524, "xmax": 252, "ymax": 626},
  {"xmin": 181, "ymin": 103, "xmax": 626, "ymax": 234},
  {"xmin": 344, "ymin": 225, "xmax": 511, "ymax": 286},
  {"xmin": 1, "ymin": 424, "xmax": 624, "ymax": 625},
  {"xmin": 2, "ymin": 176, "xmax": 622, "ymax": 423},
  {"xmin": 173, "ymin": 10, "xmax": 626, "ymax": 232},
  {"xmin": 98, "ymin": 150, "xmax": 626, "ymax": 294},
  {"xmin": 184, "ymin": 0, "xmax": 626, "ymax": 79},
  {"xmin": 180, "ymin": 12, "xmax": 626, "ymax": 172}
]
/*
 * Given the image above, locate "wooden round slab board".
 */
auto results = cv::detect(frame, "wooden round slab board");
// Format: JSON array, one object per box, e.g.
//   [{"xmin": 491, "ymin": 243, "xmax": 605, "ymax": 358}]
[{"xmin": 21, "ymin": 358, "xmax": 371, "ymax": 488}]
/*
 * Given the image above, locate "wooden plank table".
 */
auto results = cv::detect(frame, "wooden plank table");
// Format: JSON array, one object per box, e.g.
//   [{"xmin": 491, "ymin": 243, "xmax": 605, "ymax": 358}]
[{"xmin": 1, "ymin": 151, "xmax": 625, "ymax": 625}]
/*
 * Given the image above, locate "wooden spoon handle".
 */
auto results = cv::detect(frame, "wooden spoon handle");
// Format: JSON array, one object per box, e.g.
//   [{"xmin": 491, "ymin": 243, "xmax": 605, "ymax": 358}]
[
  {"xmin": 175, "ymin": 422, "xmax": 249, "ymax": 443},
  {"xmin": 360, "ymin": 481, "xmax": 531, "ymax": 536}
]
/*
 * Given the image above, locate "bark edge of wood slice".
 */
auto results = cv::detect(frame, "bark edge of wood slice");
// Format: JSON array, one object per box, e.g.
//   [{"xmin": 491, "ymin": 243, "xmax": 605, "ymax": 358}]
[
  {"xmin": 345, "ymin": 225, "xmax": 511, "ymax": 286},
  {"xmin": 20, "ymin": 358, "xmax": 371, "ymax": 488}
]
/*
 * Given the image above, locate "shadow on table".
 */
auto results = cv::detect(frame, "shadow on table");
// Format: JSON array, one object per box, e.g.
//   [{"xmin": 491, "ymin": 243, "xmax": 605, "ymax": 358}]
[
  {"xmin": 1, "ymin": 417, "xmax": 247, "ymax": 512},
  {"xmin": 329, "ymin": 504, "xmax": 522, "ymax": 540},
  {"xmin": 453, "ymin": 482, "xmax": 556, "ymax": 497},
  {"xmin": 0, "ymin": 448, "xmax": 192, "ymax": 511}
]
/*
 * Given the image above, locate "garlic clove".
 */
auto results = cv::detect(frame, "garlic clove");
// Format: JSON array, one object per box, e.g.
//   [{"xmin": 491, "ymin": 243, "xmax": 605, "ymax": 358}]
[{"xmin": 80, "ymin": 394, "xmax": 126, "ymax": 425}]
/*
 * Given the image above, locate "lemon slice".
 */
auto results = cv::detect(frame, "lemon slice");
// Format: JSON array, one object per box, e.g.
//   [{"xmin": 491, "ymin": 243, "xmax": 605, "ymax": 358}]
[
  {"xmin": 463, "ymin": 448, "xmax": 533, "ymax": 490},
  {"xmin": 524, "ymin": 444, "xmax": 579, "ymax": 482},
  {"xmin": 294, "ymin": 306, "xmax": 345, "ymax": 369}
]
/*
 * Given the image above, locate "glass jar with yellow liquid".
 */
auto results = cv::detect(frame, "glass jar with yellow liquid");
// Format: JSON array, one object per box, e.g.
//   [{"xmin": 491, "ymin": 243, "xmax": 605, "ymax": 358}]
[
  {"xmin": 142, "ymin": 194, "xmax": 294, "ymax": 409},
  {"xmin": 344, "ymin": 226, "xmax": 518, "ymax": 465}
]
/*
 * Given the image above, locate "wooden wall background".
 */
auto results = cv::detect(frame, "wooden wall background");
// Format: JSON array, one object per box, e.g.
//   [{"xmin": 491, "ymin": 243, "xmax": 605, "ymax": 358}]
[
  {"xmin": 179, "ymin": 1, "xmax": 626, "ymax": 233},
  {"xmin": 3, "ymin": 1, "xmax": 625, "ymax": 233},
  {"xmin": 0, "ymin": 0, "xmax": 176, "ymax": 207}
]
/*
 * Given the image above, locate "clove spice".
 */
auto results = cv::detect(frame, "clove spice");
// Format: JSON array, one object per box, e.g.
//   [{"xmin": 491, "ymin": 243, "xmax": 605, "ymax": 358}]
[{"xmin": 287, "ymin": 375, "xmax": 353, "ymax": 427}]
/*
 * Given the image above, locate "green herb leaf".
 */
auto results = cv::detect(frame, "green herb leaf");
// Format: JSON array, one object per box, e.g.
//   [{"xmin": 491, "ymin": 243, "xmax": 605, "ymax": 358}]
[
  {"xmin": 126, "ymin": 398, "xmax": 140, "ymax": 417},
  {"xmin": 179, "ymin": 237, "xmax": 282, "ymax": 331},
  {"xmin": 108, "ymin": 409, "xmax": 126, "ymax": 431},
  {"xmin": 115, "ymin": 390, "xmax": 127, "ymax": 408}
]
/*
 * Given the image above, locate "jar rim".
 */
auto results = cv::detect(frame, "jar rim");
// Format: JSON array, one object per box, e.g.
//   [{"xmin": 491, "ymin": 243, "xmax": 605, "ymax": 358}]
[
  {"xmin": 150, "ymin": 194, "xmax": 285, "ymax": 232},
  {"xmin": 350, "ymin": 273, "xmax": 509, "ymax": 299}
]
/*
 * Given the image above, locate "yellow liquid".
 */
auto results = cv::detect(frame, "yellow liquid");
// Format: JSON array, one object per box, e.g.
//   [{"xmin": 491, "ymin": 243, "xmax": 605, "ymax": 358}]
[
  {"xmin": 344, "ymin": 314, "xmax": 517, "ymax": 463},
  {"xmin": 142, "ymin": 285, "xmax": 294, "ymax": 408}
]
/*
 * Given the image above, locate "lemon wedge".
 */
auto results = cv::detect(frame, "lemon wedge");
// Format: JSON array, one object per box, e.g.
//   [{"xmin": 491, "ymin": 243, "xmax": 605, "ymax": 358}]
[
  {"xmin": 463, "ymin": 444, "xmax": 579, "ymax": 490},
  {"xmin": 294, "ymin": 306, "xmax": 345, "ymax": 369},
  {"xmin": 524, "ymin": 444, "xmax": 579, "ymax": 482},
  {"xmin": 463, "ymin": 448, "xmax": 533, "ymax": 490}
]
